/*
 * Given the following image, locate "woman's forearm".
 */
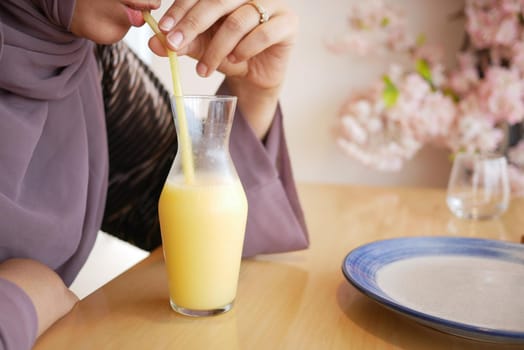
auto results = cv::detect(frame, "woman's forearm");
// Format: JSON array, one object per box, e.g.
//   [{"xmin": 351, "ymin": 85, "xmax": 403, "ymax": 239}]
[
  {"xmin": 0, "ymin": 259, "xmax": 78, "ymax": 337},
  {"xmin": 224, "ymin": 78, "xmax": 281, "ymax": 140}
]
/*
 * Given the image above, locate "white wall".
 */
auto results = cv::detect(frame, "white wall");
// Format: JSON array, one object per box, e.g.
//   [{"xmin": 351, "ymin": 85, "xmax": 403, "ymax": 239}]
[{"xmin": 145, "ymin": 0, "xmax": 466, "ymax": 188}]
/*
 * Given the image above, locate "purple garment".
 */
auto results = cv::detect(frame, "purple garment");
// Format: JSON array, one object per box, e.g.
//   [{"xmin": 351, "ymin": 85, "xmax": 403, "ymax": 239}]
[
  {"xmin": 226, "ymin": 94, "xmax": 309, "ymax": 257},
  {"xmin": 0, "ymin": 1, "xmax": 108, "ymax": 349},
  {"xmin": 0, "ymin": 280, "xmax": 37, "ymax": 350}
]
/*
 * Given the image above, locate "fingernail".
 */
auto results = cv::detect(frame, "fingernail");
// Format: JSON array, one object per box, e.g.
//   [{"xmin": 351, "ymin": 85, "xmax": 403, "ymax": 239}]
[
  {"xmin": 197, "ymin": 62, "xmax": 208, "ymax": 77},
  {"xmin": 167, "ymin": 31, "xmax": 183, "ymax": 49},
  {"xmin": 228, "ymin": 54, "xmax": 237, "ymax": 63},
  {"xmin": 159, "ymin": 17, "xmax": 175, "ymax": 31}
]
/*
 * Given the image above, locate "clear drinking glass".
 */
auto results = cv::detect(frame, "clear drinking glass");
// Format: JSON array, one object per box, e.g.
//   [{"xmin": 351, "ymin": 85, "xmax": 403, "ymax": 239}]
[
  {"xmin": 446, "ymin": 152, "xmax": 510, "ymax": 220},
  {"xmin": 158, "ymin": 95, "xmax": 248, "ymax": 317}
]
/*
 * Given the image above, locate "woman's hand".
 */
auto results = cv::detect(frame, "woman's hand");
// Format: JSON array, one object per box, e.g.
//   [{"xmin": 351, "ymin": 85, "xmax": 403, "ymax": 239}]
[
  {"xmin": 0, "ymin": 259, "xmax": 78, "ymax": 337},
  {"xmin": 148, "ymin": 0, "xmax": 298, "ymax": 138}
]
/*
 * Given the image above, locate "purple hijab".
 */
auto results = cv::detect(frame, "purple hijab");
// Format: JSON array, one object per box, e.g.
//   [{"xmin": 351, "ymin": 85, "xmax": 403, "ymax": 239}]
[{"xmin": 0, "ymin": 0, "xmax": 108, "ymax": 285}]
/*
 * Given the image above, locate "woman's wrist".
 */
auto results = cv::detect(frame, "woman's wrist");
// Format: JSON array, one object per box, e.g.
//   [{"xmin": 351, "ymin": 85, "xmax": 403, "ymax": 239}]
[
  {"xmin": 0, "ymin": 259, "xmax": 78, "ymax": 337},
  {"xmin": 226, "ymin": 77, "xmax": 281, "ymax": 140}
]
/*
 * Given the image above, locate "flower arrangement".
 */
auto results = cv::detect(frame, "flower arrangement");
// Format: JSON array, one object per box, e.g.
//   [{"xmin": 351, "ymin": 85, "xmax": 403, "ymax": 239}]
[{"xmin": 328, "ymin": 0, "xmax": 524, "ymax": 195}]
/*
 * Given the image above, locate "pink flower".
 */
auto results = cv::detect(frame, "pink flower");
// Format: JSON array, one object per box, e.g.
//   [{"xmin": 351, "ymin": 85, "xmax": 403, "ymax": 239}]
[
  {"xmin": 410, "ymin": 91, "xmax": 456, "ymax": 144},
  {"xmin": 412, "ymin": 44, "xmax": 444, "ymax": 66},
  {"xmin": 510, "ymin": 41, "xmax": 524, "ymax": 71},
  {"xmin": 446, "ymin": 96, "xmax": 505, "ymax": 153},
  {"xmin": 495, "ymin": 17, "xmax": 520, "ymax": 46},
  {"xmin": 386, "ymin": 25, "xmax": 414, "ymax": 52},
  {"xmin": 326, "ymin": 0, "xmax": 414, "ymax": 56},
  {"xmin": 324, "ymin": 33, "xmax": 372, "ymax": 56},
  {"xmin": 465, "ymin": 0, "xmax": 522, "ymax": 49},
  {"xmin": 329, "ymin": 0, "xmax": 524, "ymax": 194},
  {"xmin": 447, "ymin": 53, "xmax": 480, "ymax": 97},
  {"xmin": 477, "ymin": 66, "xmax": 524, "ymax": 124},
  {"xmin": 335, "ymin": 87, "xmax": 422, "ymax": 172},
  {"xmin": 508, "ymin": 140, "xmax": 524, "ymax": 167}
]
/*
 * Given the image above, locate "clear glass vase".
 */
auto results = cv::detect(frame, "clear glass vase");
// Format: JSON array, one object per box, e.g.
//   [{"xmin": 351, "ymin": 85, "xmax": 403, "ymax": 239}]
[
  {"xmin": 446, "ymin": 152, "xmax": 510, "ymax": 220},
  {"xmin": 158, "ymin": 95, "xmax": 248, "ymax": 317}
]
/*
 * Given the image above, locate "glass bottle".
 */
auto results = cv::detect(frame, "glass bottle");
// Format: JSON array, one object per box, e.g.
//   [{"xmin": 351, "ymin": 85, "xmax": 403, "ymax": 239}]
[{"xmin": 158, "ymin": 95, "xmax": 248, "ymax": 316}]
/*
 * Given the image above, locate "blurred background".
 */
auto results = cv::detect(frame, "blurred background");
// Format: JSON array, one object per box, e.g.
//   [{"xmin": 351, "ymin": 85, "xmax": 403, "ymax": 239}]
[
  {"xmin": 146, "ymin": 0, "xmax": 466, "ymax": 187},
  {"xmin": 71, "ymin": 0, "xmax": 467, "ymax": 298}
]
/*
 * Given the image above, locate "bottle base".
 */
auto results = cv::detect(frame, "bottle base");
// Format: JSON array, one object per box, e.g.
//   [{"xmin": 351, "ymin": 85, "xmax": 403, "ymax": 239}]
[{"xmin": 170, "ymin": 299, "xmax": 234, "ymax": 317}]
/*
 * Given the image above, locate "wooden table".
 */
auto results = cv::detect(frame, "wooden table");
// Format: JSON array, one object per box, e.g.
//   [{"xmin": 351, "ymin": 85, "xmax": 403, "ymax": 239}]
[{"xmin": 35, "ymin": 184, "xmax": 524, "ymax": 349}]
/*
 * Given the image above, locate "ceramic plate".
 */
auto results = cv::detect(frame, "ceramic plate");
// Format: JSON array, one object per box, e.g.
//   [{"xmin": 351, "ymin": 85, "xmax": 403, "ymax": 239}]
[{"xmin": 342, "ymin": 236, "xmax": 524, "ymax": 343}]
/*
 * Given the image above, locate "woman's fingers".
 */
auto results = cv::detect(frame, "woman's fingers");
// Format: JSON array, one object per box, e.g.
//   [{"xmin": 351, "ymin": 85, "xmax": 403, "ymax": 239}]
[
  {"xmin": 133, "ymin": 0, "xmax": 162, "ymax": 10},
  {"xmin": 230, "ymin": 10, "xmax": 297, "ymax": 63},
  {"xmin": 196, "ymin": 3, "xmax": 267, "ymax": 76},
  {"xmin": 148, "ymin": 0, "xmax": 297, "ymax": 87},
  {"xmin": 159, "ymin": 0, "xmax": 245, "ymax": 51},
  {"xmin": 158, "ymin": 0, "xmax": 197, "ymax": 31},
  {"xmin": 148, "ymin": 35, "xmax": 167, "ymax": 56},
  {"xmin": 157, "ymin": 0, "xmax": 198, "ymax": 40}
]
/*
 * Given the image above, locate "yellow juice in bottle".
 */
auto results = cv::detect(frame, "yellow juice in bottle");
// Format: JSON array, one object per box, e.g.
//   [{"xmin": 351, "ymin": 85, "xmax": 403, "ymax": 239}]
[{"xmin": 158, "ymin": 176, "xmax": 248, "ymax": 311}]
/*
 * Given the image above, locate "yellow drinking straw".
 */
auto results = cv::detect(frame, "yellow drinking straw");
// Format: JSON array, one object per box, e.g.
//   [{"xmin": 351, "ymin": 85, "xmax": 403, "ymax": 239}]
[{"xmin": 142, "ymin": 11, "xmax": 194, "ymax": 184}]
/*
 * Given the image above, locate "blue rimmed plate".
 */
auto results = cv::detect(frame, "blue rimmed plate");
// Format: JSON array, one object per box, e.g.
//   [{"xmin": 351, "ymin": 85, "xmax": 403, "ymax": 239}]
[{"xmin": 342, "ymin": 236, "xmax": 524, "ymax": 343}]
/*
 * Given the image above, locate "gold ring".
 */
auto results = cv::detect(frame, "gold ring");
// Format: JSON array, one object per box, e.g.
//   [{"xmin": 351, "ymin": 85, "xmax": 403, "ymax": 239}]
[{"xmin": 247, "ymin": 1, "xmax": 270, "ymax": 24}]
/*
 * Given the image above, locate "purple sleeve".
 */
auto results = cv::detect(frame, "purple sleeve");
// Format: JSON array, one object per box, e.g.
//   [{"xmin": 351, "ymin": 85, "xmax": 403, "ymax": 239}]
[
  {"xmin": 218, "ymin": 83, "xmax": 309, "ymax": 257},
  {"xmin": 0, "ymin": 279, "xmax": 38, "ymax": 350}
]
